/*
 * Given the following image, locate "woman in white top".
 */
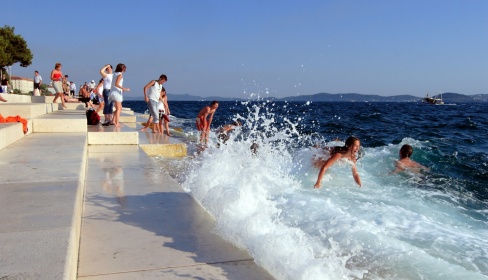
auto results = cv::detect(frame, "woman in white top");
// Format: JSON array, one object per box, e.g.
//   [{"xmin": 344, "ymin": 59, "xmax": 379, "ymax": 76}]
[
  {"xmin": 93, "ymin": 78, "xmax": 105, "ymax": 114},
  {"xmin": 100, "ymin": 64, "xmax": 114, "ymax": 124},
  {"xmin": 109, "ymin": 63, "xmax": 130, "ymax": 127}
]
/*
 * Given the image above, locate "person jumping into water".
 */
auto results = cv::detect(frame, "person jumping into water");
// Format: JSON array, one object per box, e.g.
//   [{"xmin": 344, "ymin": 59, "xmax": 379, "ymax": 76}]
[
  {"xmin": 313, "ymin": 136, "xmax": 362, "ymax": 189},
  {"xmin": 217, "ymin": 120, "xmax": 242, "ymax": 145},
  {"xmin": 196, "ymin": 101, "xmax": 219, "ymax": 144}
]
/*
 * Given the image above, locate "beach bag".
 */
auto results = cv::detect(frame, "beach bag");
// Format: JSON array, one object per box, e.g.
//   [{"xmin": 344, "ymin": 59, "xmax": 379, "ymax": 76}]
[{"xmin": 86, "ymin": 110, "xmax": 100, "ymax": 125}]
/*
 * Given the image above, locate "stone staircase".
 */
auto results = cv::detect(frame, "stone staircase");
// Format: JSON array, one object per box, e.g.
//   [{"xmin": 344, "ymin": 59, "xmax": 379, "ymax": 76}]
[{"xmin": 0, "ymin": 93, "xmax": 188, "ymax": 279}]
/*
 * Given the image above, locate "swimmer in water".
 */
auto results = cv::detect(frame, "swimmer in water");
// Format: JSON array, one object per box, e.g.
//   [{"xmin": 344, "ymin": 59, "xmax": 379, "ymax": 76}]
[
  {"xmin": 392, "ymin": 144, "xmax": 429, "ymax": 174},
  {"xmin": 313, "ymin": 136, "xmax": 362, "ymax": 189}
]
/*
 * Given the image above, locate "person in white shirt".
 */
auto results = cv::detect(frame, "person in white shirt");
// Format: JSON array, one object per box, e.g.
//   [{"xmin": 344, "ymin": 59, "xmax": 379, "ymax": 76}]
[
  {"xmin": 89, "ymin": 80, "xmax": 96, "ymax": 91},
  {"xmin": 33, "ymin": 71, "xmax": 42, "ymax": 92},
  {"xmin": 69, "ymin": 82, "xmax": 76, "ymax": 96},
  {"xmin": 143, "ymin": 74, "xmax": 167, "ymax": 133}
]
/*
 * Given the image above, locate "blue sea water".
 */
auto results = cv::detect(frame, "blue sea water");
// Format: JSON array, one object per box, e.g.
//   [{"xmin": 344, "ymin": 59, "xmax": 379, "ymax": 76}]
[{"xmin": 125, "ymin": 100, "xmax": 488, "ymax": 280}]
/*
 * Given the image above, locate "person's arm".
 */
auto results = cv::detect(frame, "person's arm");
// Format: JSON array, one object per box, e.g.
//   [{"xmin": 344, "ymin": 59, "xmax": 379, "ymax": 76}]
[
  {"xmin": 207, "ymin": 111, "xmax": 215, "ymax": 130},
  {"xmin": 115, "ymin": 74, "xmax": 129, "ymax": 92},
  {"xmin": 414, "ymin": 161, "xmax": 430, "ymax": 172},
  {"xmin": 100, "ymin": 65, "xmax": 109, "ymax": 78},
  {"xmin": 143, "ymin": 80, "xmax": 155, "ymax": 102},
  {"xmin": 351, "ymin": 164, "xmax": 362, "ymax": 187},
  {"xmin": 163, "ymin": 93, "xmax": 170, "ymax": 115},
  {"xmin": 94, "ymin": 83, "xmax": 103, "ymax": 96},
  {"xmin": 391, "ymin": 161, "xmax": 404, "ymax": 174},
  {"xmin": 313, "ymin": 153, "xmax": 342, "ymax": 189},
  {"xmin": 50, "ymin": 70, "xmax": 55, "ymax": 81},
  {"xmin": 39, "ymin": 76, "xmax": 42, "ymax": 86},
  {"xmin": 222, "ymin": 124, "xmax": 235, "ymax": 133}
]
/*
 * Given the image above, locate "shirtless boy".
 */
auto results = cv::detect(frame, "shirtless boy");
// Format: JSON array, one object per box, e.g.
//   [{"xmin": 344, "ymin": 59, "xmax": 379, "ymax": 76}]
[
  {"xmin": 392, "ymin": 144, "xmax": 429, "ymax": 174},
  {"xmin": 196, "ymin": 101, "xmax": 219, "ymax": 144},
  {"xmin": 217, "ymin": 120, "xmax": 242, "ymax": 145}
]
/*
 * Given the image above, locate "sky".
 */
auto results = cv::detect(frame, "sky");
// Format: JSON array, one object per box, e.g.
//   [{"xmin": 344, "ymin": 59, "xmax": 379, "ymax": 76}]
[{"xmin": 3, "ymin": 0, "xmax": 488, "ymax": 100}]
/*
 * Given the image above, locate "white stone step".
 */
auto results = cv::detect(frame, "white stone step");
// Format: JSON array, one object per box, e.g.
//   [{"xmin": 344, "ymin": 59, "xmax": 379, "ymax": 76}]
[
  {"xmin": 33, "ymin": 110, "xmax": 87, "ymax": 133},
  {"xmin": 0, "ymin": 123, "xmax": 24, "ymax": 150},
  {"xmin": 0, "ymin": 103, "xmax": 56, "ymax": 118}
]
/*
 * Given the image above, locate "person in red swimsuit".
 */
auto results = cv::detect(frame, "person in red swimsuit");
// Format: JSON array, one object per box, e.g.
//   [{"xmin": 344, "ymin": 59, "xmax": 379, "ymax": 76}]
[
  {"xmin": 51, "ymin": 62, "xmax": 67, "ymax": 108},
  {"xmin": 196, "ymin": 101, "xmax": 219, "ymax": 144}
]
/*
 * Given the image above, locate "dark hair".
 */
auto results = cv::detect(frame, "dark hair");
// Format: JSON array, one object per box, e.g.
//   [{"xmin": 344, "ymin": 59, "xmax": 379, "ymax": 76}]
[
  {"xmin": 99, "ymin": 78, "xmax": 104, "ymax": 83},
  {"xmin": 211, "ymin": 100, "xmax": 219, "ymax": 106},
  {"xmin": 159, "ymin": 74, "xmax": 167, "ymax": 81},
  {"xmin": 332, "ymin": 136, "xmax": 362, "ymax": 160},
  {"xmin": 115, "ymin": 63, "xmax": 126, "ymax": 72},
  {"xmin": 399, "ymin": 144, "xmax": 413, "ymax": 158},
  {"xmin": 161, "ymin": 86, "xmax": 166, "ymax": 92}
]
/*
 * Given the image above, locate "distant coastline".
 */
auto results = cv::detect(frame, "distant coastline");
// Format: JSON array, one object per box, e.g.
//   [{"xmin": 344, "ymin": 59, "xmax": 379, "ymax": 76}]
[{"xmin": 124, "ymin": 92, "xmax": 488, "ymax": 103}]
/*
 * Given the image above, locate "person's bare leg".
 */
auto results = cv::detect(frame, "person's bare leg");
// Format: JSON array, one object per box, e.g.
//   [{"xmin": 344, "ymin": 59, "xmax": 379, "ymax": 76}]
[
  {"xmin": 152, "ymin": 121, "xmax": 159, "ymax": 133},
  {"xmin": 158, "ymin": 119, "xmax": 163, "ymax": 134},
  {"xmin": 60, "ymin": 93, "xmax": 67, "ymax": 108},
  {"xmin": 140, "ymin": 116, "xmax": 152, "ymax": 131},
  {"xmin": 114, "ymin": 102, "xmax": 122, "ymax": 127},
  {"xmin": 200, "ymin": 130, "xmax": 206, "ymax": 144},
  {"xmin": 164, "ymin": 120, "xmax": 171, "ymax": 136},
  {"xmin": 205, "ymin": 129, "xmax": 210, "ymax": 144}
]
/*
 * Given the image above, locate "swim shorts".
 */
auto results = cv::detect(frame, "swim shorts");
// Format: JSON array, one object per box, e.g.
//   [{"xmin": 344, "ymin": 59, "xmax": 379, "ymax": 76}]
[{"xmin": 195, "ymin": 116, "xmax": 208, "ymax": 131}]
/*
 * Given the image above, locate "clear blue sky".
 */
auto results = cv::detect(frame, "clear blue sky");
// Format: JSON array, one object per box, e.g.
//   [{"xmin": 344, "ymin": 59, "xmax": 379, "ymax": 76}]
[{"xmin": 3, "ymin": 0, "xmax": 488, "ymax": 99}]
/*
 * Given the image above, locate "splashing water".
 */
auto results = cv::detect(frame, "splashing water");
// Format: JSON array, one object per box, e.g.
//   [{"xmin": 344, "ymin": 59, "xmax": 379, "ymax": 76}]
[{"xmin": 174, "ymin": 101, "xmax": 488, "ymax": 280}]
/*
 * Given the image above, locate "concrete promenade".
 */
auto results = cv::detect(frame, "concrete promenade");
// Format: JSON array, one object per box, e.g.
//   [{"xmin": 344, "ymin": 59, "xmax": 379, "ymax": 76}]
[{"xmin": 0, "ymin": 93, "xmax": 274, "ymax": 280}]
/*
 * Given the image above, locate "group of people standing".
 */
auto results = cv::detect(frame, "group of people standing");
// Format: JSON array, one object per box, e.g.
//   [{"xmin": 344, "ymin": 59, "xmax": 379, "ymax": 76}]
[
  {"xmin": 50, "ymin": 62, "xmax": 129, "ymax": 127},
  {"xmin": 98, "ymin": 64, "xmax": 130, "ymax": 127}
]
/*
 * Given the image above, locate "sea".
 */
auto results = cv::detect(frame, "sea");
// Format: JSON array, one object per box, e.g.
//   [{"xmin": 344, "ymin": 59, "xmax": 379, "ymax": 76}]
[{"xmin": 125, "ymin": 99, "xmax": 488, "ymax": 280}]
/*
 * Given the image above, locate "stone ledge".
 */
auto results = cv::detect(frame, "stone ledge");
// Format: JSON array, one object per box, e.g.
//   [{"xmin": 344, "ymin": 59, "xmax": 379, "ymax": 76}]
[
  {"xmin": 0, "ymin": 133, "xmax": 87, "ymax": 280},
  {"xmin": 0, "ymin": 123, "xmax": 24, "ymax": 150},
  {"xmin": 139, "ymin": 143, "xmax": 187, "ymax": 157},
  {"xmin": 0, "ymin": 103, "xmax": 56, "ymax": 118},
  {"xmin": 87, "ymin": 131, "xmax": 139, "ymax": 145},
  {"xmin": 33, "ymin": 111, "xmax": 87, "ymax": 133}
]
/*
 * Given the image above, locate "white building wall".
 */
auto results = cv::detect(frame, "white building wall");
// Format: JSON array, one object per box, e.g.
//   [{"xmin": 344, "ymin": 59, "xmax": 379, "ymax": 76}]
[{"xmin": 10, "ymin": 76, "xmax": 34, "ymax": 94}]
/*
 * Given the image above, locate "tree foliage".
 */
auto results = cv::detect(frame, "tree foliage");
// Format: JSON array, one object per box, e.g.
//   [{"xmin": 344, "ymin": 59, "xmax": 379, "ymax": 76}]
[{"xmin": 0, "ymin": 25, "xmax": 33, "ymax": 69}]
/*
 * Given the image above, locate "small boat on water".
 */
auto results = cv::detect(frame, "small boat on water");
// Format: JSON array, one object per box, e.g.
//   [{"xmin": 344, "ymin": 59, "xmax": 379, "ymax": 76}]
[{"xmin": 422, "ymin": 93, "xmax": 444, "ymax": 105}]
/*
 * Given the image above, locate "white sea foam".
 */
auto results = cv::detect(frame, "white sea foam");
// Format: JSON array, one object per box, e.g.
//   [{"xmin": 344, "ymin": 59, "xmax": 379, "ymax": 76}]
[{"xmin": 177, "ymin": 104, "xmax": 488, "ymax": 280}]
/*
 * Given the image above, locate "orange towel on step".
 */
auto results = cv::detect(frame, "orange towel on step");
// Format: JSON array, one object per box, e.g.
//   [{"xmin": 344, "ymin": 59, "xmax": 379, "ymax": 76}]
[{"xmin": 0, "ymin": 114, "xmax": 28, "ymax": 134}]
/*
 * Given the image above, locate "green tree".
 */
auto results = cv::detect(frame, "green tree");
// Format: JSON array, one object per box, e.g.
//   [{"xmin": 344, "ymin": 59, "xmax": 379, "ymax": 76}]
[{"xmin": 0, "ymin": 25, "xmax": 33, "ymax": 71}]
